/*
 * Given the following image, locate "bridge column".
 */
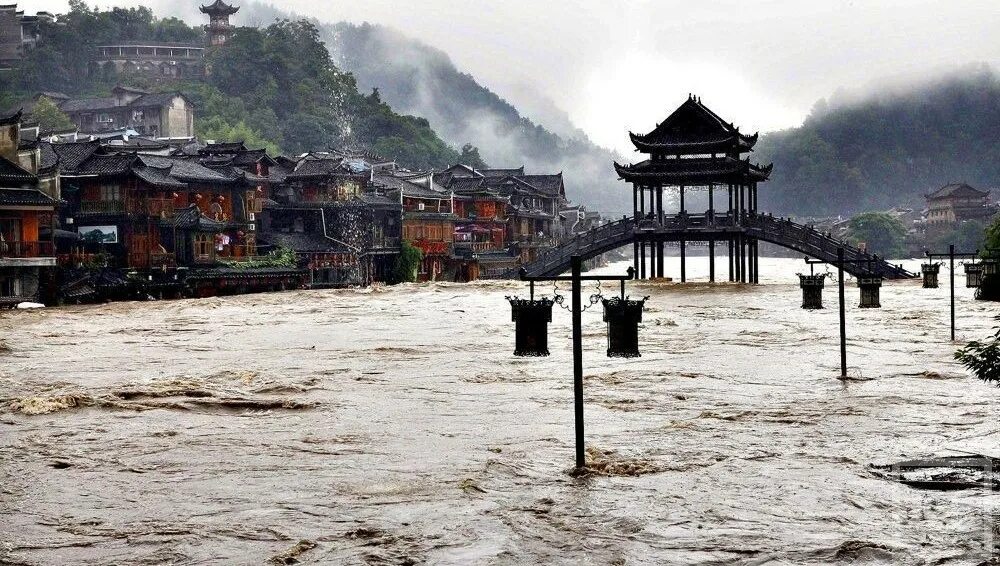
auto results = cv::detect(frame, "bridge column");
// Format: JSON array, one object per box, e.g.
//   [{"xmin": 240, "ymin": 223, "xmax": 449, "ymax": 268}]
[
  {"xmin": 680, "ymin": 240, "xmax": 686, "ymax": 282},
  {"xmin": 708, "ymin": 184, "xmax": 714, "ymax": 221},
  {"xmin": 632, "ymin": 185, "xmax": 638, "ymax": 220},
  {"xmin": 656, "ymin": 241, "xmax": 664, "ymax": 278},
  {"xmin": 754, "ymin": 239, "xmax": 760, "ymax": 283},
  {"xmin": 656, "ymin": 185, "xmax": 663, "ymax": 224},
  {"xmin": 728, "ymin": 238, "xmax": 734, "ymax": 282},
  {"xmin": 633, "ymin": 240, "xmax": 639, "ymax": 278},
  {"xmin": 709, "ymin": 239, "xmax": 716, "ymax": 282},
  {"xmin": 639, "ymin": 240, "xmax": 646, "ymax": 279},
  {"xmin": 739, "ymin": 234, "xmax": 746, "ymax": 283},
  {"xmin": 679, "ymin": 185, "xmax": 686, "ymax": 214},
  {"xmin": 649, "ymin": 238, "xmax": 656, "ymax": 279}
]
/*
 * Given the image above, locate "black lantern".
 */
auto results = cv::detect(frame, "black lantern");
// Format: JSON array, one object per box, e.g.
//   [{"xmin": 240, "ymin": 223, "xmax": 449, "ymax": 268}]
[
  {"xmin": 921, "ymin": 263, "xmax": 940, "ymax": 289},
  {"xmin": 508, "ymin": 296, "xmax": 555, "ymax": 356},
  {"xmin": 965, "ymin": 263, "xmax": 984, "ymax": 288},
  {"xmin": 798, "ymin": 274, "xmax": 826, "ymax": 309},
  {"xmin": 602, "ymin": 296, "xmax": 646, "ymax": 358},
  {"xmin": 858, "ymin": 277, "xmax": 882, "ymax": 308},
  {"xmin": 982, "ymin": 258, "xmax": 999, "ymax": 277}
]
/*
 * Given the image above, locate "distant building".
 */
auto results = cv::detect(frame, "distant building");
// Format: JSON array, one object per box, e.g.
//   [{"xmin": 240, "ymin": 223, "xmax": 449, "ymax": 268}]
[
  {"xmin": 200, "ymin": 0, "xmax": 239, "ymax": 47},
  {"xmin": 0, "ymin": 4, "xmax": 54, "ymax": 69},
  {"xmin": 0, "ymin": 110, "xmax": 59, "ymax": 305},
  {"xmin": 925, "ymin": 183, "xmax": 995, "ymax": 232},
  {"xmin": 92, "ymin": 42, "xmax": 206, "ymax": 80},
  {"xmin": 53, "ymin": 86, "xmax": 195, "ymax": 139}
]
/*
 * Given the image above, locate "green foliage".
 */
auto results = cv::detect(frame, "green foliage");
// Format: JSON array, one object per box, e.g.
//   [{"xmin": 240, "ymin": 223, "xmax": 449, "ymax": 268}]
[
  {"xmin": 5, "ymin": 5, "xmax": 464, "ymax": 170},
  {"xmin": 460, "ymin": 143, "xmax": 489, "ymax": 170},
  {"xmin": 756, "ymin": 65, "xmax": 1000, "ymax": 216},
  {"xmin": 390, "ymin": 240, "xmax": 423, "ymax": 284},
  {"xmin": 847, "ymin": 212, "xmax": 907, "ymax": 258},
  {"xmin": 197, "ymin": 116, "xmax": 280, "ymax": 156},
  {"xmin": 930, "ymin": 220, "xmax": 988, "ymax": 253},
  {"xmin": 31, "ymin": 96, "xmax": 75, "ymax": 132},
  {"xmin": 985, "ymin": 216, "xmax": 1000, "ymax": 251},
  {"xmin": 955, "ymin": 317, "xmax": 1000, "ymax": 385},
  {"xmin": 219, "ymin": 247, "xmax": 297, "ymax": 270}
]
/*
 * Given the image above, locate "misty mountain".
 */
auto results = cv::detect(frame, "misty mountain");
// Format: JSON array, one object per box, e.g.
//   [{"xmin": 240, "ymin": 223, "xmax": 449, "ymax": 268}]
[
  {"xmin": 756, "ymin": 65, "xmax": 1000, "ymax": 217},
  {"xmin": 322, "ymin": 22, "xmax": 627, "ymax": 214}
]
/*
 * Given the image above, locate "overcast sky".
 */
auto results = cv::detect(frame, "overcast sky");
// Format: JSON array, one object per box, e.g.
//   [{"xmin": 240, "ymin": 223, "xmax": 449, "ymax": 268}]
[{"xmin": 30, "ymin": 0, "xmax": 1000, "ymax": 152}]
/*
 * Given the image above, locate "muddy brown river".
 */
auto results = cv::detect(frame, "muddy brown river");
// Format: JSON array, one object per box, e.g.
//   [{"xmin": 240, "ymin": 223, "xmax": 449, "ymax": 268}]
[{"xmin": 1, "ymin": 258, "xmax": 998, "ymax": 565}]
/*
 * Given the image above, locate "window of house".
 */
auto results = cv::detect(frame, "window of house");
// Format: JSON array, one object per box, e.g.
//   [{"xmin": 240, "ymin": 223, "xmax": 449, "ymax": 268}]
[
  {"xmin": 0, "ymin": 275, "xmax": 22, "ymax": 298},
  {"xmin": 100, "ymin": 183, "xmax": 121, "ymax": 202},
  {"xmin": 193, "ymin": 234, "xmax": 214, "ymax": 261}
]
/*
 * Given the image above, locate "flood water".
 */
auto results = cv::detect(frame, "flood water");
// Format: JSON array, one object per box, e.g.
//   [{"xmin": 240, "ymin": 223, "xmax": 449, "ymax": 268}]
[{"xmin": 1, "ymin": 258, "xmax": 999, "ymax": 565}]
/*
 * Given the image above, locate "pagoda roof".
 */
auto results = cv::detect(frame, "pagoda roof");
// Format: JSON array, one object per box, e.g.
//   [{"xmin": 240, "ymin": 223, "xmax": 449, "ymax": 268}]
[
  {"xmin": 926, "ymin": 183, "xmax": 989, "ymax": 200},
  {"xmin": 199, "ymin": 0, "xmax": 239, "ymax": 15},
  {"xmin": 614, "ymin": 156, "xmax": 773, "ymax": 185},
  {"xmin": 630, "ymin": 95, "xmax": 758, "ymax": 155}
]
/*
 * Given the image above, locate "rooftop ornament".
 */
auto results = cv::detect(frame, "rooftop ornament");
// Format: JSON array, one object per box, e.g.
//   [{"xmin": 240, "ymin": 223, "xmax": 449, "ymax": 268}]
[{"xmin": 513, "ymin": 256, "xmax": 641, "ymax": 471}]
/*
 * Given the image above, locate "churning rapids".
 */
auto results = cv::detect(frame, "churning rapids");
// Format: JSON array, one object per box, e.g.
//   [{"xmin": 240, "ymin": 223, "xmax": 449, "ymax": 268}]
[{"xmin": 1, "ymin": 258, "xmax": 999, "ymax": 565}]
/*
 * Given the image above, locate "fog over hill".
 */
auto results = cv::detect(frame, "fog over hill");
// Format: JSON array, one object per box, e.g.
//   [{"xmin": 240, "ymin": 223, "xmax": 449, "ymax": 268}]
[
  {"xmin": 235, "ymin": 3, "xmax": 628, "ymax": 214},
  {"xmin": 755, "ymin": 64, "xmax": 1000, "ymax": 217}
]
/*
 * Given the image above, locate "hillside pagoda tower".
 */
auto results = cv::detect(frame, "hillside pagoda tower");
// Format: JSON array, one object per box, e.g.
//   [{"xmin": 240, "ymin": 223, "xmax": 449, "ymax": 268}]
[
  {"xmin": 615, "ymin": 95, "xmax": 773, "ymax": 283},
  {"xmin": 201, "ymin": 0, "xmax": 239, "ymax": 47}
]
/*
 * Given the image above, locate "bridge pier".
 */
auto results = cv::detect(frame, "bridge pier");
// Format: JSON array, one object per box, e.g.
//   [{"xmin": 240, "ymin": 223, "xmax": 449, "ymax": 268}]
[
  {"xmin": 639, "ymin": 241, "xmax": 646, "ymax": 279},
  {"xmin": 656, "ymin": 241, "xmax": 664, "ymax": 278},
  {"xmin": 709, "ymin": 239, "xmax": 715, "ymax": 282},
  {"xmin": 633, "ymin": 241, "xmax": 639, "ymax": 279},
  {"xmin": 680, "ymin": 240, "xmax": 686, "ymax": 282},
  {"xmin": 728, "ymin": 239, "xmax": 734, "ymax": 282}
]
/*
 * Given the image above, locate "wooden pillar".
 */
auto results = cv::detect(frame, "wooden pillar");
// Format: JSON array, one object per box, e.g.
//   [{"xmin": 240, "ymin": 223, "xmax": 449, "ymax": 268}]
[
  {"xmin": 649, "ymin": 238, "xmax": 656, "ymax": 279},
  {"xmin": 680, "ymin": 239, "xmax": 686, "ymax": 282},
  {"xmin": 709, "ymin": 239, "xmax": 716, "ymax": 282},
  {"xmin": 680, "ymin": 185, "xmax": 686, "ymax": 214},
  {"xmin": 754, "ymin": 239, "xmax": 760, "ymax": 283},
  {"xmin": 657, "ymin": 241, "xmax": 664, "ymax": 278},
  {"xmin": 639, "ymin": 240, "xmax": 646, "ymax": 279},
  {"xmin": 633, "ymin": 240, "xmax": 639, "ymax": 277},
  {"xmin": 639, "ymin": 186, "xmax": 645, "ymax": 217},
  {"xmin": 632, "ymin": 185, "xmax": 638, "ymax": 220},
  {"xmin": 708, "ymin": 184, "xmax": 714, "ymax": 220},
  {"xmin": 656, "ymin": 185, "xmax": 663, "ymax": 223},
  {"xmin": 728, "ymin": 238, "xmax": 734, "ymax": 282}
]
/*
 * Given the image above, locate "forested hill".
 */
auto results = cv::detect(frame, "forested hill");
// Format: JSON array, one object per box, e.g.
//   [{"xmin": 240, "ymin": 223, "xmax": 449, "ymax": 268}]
[
  {"xmin": 1, "ymin": 4, "xmax": 469, "ymax": 170},
  {"xmin": 755, "ymin": 66, "xmax": 1000, "ymax": 216},
  {"xmin": 322, "ymin": 22, "xmax": 626, "ymax": 213}
]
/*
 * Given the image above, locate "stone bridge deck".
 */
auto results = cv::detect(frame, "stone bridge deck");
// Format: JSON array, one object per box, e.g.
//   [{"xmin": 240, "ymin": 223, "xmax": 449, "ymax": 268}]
[{"xmin": 506, "ymin": 213, "xmax": 915, "ymax": 279}]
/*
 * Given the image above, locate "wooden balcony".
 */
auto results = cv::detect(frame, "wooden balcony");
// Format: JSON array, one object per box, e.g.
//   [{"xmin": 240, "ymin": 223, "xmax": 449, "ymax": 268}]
[
  {"xmin": 0, "ymin": 240, "xmax": 54, "ymax": 258},
  {"xmin": 146, "ymin": 198, "xmax": 175, "ymax": 218},
  {"xmin": 128, "ymin": 250, "xmax": 177, "ymax": 269},
  {"xmin": 454, "ymin": 241, "xmax": 498, "ymax": 253},
  {"xmin": 79, "ymin": 200, "xmax": 126, "ymax": 215}
]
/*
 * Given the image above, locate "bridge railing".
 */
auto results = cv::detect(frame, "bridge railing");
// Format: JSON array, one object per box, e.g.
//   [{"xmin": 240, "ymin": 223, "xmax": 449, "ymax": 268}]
[{"xmin": 509, "ymin": 211, "xmax": 914, "ymax": 279}]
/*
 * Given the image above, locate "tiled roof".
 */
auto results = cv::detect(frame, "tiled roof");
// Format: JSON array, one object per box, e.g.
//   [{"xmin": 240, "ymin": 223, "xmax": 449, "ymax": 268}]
[
  {"xmin": 446, "ymin": 177, "xmax": 486, "ymax": 193},
  {"xmin": 481, "ymin": 167, "xmax": 524, "ymax": 177},
  {"xmin": 161, "ymin": 204, "xmax": 228, "ymax": 231},
  {"xmin": 286, "ymin": 158, "xmax": 352, "ymax": 179},
  {"xmin": 200, "ymin": 141, "xmax": 247, "ymax": 154},
  {"xmin": 517, "ymin": 174, "xmax": 564, "ymax": 196},
  {"xmin": 0, "ymin": 110, "xmax": 22, "ymax": 126},
  {"xmin": 0, "ymin": 187, "xmax": 55, "ymax": 206},
  {"xmin": 38, "ymin": 142, "xmax": 58, "ymax": 172},
  {"xmin": 138, "ymin": 155, "xmax": 234, "ymax": 184},
  {"xmin": 926, "ymin": 183, "xmax": 989, "ymax": 199},
  {"xmin": 614, "ymin": 156, "xmax": 772, "ymax": 183},
  {"xmin": 0, "ymin": 156, "xmax": 37, "ymax": 182},
  {"xmin": 134, "ymin": 165, "xmax": 187, "ymax": 189},
  {"xmin": 58, "ymin": 97, "xmax": 117, "ymax": 112},
  {"xmin": 76, "ymin": 154, "xmax": 137, "ymax": 176},
  {"xmin": 51, "ymin": 141, "xmax": 100, "ymax": 172}
]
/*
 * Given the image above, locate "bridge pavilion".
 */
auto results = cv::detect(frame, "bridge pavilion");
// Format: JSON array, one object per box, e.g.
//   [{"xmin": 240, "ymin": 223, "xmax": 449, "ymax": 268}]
[{"xmin": 615, "ymin": 95, "xmax": 773, "ymax": 283}]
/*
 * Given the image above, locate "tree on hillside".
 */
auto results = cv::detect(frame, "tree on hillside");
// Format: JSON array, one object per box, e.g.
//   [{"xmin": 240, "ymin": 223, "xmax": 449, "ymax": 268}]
[
  {"xmin": 31, "ymin": 97, "xmax": 75, "ymax": 132},
  {"xmin": 929, "ymin": 220, "xmax": 987, "ymax": 253},
  {"xmin": 847, "ymin": 212, "xmax": 907, "ymax": 258},
  {"xmin": 459, "ymin": 143, "xmax": 488, "ymax": 169}
]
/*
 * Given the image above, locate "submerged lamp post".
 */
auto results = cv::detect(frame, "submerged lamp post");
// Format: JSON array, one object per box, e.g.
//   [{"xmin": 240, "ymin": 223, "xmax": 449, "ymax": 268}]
[
  {"xmin": 921, "ymin": 262, "xmax": 941, "ymax": 289},
  {"xmin": 798, "ymin": 262, "xmax": 826, "ymax": 310},
  {"xmin": 805, "ymin": 249, "xmax": 893, "ymax": 378},
  {"xmin": 509, "ymin": 256, "xmax": 641, "ymax": 470},
  {"xmin": 925, "ymin": 246, "xmax": 979, "ymax": 341}
]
